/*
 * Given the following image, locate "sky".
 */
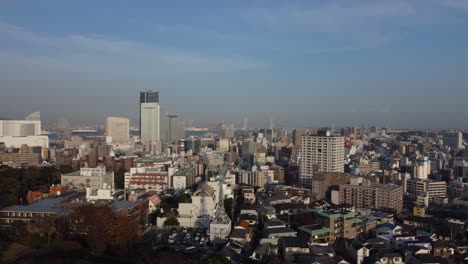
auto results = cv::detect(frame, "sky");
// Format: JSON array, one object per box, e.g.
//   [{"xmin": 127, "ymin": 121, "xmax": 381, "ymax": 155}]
[{"xmin": 0, "ymin": 0, "xmax": 468, "ymax": 129}]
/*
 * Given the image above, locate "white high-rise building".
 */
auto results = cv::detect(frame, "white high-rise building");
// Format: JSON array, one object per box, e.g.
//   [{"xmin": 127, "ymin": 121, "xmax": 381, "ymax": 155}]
[
  {"xmin": 105, "ymin": 117, "xmax": 129, "ymax": 143},
  {"xmin": 140, "ymin": 91, "xmax": 160, "ymax": 143},
  {"xmin": 300, "ymin": 129, "xmax": 345, "ymax": 188},
  {"xmin": 0, "ymin": 112, "xmax": 49, "ymax": 148},
  {"xmin": 413, "ymin": 157, "xmax": 431, "ymax": 180}
]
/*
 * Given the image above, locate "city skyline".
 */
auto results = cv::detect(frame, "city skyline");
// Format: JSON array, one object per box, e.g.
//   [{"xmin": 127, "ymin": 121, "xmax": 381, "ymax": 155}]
[{"xmin": 1, "ymin": 1, "xmax": 468, "ymax": 129}]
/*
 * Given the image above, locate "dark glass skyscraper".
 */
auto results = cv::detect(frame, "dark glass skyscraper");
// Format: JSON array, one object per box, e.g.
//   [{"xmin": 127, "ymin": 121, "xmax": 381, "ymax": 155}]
[
  {"xmin": 139, "ymin": 91, "xmax": 160, "ymax": 141},
  {"xmin": 140, "ymin": 91, "xmax": 159, "ymax": 104}
]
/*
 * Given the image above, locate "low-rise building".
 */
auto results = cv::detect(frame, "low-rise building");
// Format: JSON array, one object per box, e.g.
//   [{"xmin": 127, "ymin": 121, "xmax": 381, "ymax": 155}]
[
  {"xmin": 125, "ymin": 167, "xmax": 169, "ymax": 193},
  {"xmin": 339, "ymin": 183, "xmax": 403, "ymax": 214},
  {"xmin": 62, "ymin": 167, "xmax": 114, "ymax": 192},
  {"xmin": 405, "ymin": 178, "xmax": 447, "ymax": 200}
]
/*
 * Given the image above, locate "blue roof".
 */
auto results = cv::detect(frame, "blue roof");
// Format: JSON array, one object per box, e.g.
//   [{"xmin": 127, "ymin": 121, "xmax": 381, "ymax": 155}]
[
  {"xmin": 111, "ymin": 200, "xmax": 139, "ymax": 212},
  {"xmin": 1, "ymin": 196, "xmax": 72, "ymax": 215}
]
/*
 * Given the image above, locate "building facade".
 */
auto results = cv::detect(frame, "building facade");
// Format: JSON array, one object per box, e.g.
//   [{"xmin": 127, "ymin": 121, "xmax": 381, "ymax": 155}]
[
  {"xmin": 0, "ymin": 112, "xmax": 49, "ymax": 148},
  {"xmin": 125, "ymin": 167, "xmax": 169, "ymax": 193},
  {"xmin": 300, "ymin": 131, "xmax": 345, "ymax": 187},
  {"xmin": 140, "ymin": 91, "xmax": 160, "ymax": 143},
  {"xmin": 339, "ymin": 183, "xmax": 403, "ymax": 214},
  {"xmin": 61, "ymin": 167, "xmax": 114, "ymax": 192},
  {"xmin": 105, "ymin": 117, "xmax": 130, "ymax": 143}
]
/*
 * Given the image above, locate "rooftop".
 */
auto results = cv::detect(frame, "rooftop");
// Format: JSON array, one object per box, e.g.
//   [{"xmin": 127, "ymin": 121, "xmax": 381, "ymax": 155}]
[
  {"xmin": 1, "ymin": 192, "xmax": 79, "ymax": 215},
  {"xmin": 298, "ymin": 225, "xmax": 330, "ymax": 235},
  {"xmin": 280, "ymin": 237, "xmax": 309, "ymax": 248}
]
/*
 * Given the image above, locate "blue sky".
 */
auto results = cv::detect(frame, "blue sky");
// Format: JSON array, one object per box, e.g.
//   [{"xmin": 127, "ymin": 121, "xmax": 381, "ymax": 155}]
[{"xmin": 0, "ymin": 0, "xmax": 467, "ymax": 129}]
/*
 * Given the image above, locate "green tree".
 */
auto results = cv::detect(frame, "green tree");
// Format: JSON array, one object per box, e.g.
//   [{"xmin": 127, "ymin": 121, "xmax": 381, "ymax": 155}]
[
  {"xmin": 163, "ymin": 217, "xmax": 180, "ymax": 227},
  {"xmin": 115, "ymin": 168, "xmax": 126, "ymax": 189}
]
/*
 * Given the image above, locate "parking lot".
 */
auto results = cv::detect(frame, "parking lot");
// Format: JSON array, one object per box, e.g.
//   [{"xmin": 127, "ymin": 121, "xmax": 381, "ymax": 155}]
[{"xmin": 153, "ymin": 226, "xmax": 212, "ymax": 254}]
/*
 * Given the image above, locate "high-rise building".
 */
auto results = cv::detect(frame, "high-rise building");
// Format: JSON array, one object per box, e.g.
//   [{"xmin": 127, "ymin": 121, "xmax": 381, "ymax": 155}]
[
  {"xmin": 160, "ymin": 113, "xmax": 179, "ymax": 144},
  {"xmin": 292, "ymin": 128, "xmax": 316, "ymax": 147},
  {"xmin": 104, "ymin": 117, "xmax": 129, "ymax": 143},
  {"xmin": 139, "ymin": 91, "xmax": 160, "ymax": 143},
  {"xmin": 413, "ymin": 157, "xmax": 431, "ymax": 179},
  {"xmin": 168, "ymin": 115, "xmax": 178, "ymax": 143},
  {"xmin": 218, "ymin": 123, "xmax": 235, "ymax": 138},
  {"xmin": 442, "ymin": 132, "xmax": 463, "ymax": 149},
  {"xmin": 0, "ymin": 112, "xmax": 49, "ymax": 148},
  {"xmin": 300, "ymin": 129, "xmax": 345, "ymax": 188}
]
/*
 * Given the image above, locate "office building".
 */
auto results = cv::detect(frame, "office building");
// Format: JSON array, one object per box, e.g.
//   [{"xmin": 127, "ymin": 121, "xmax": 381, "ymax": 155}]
[
  {"xmin": 160, "ymin": 113, "xmax": 179, "ymax": 144},
  {"xmin": 218, "ymin": 123, "xmax": 235, "ymax": 138},
  {"xmin": 140, "ymin": 91, "xmax": 160, "ymax": 143},
  {"xmin": 0, "ymin": 112, "xmax": 49, "ymax": 148},
  {"xmin": 104, "ymin": 117, "xmax": 129, "ymax": 143},
  {"xmin": 311, "ymin": 172, "xmax": 351, "ymax": 199},
  {"xmin": 405, "ymin": 178, "xmax": 447, "ymax": 200},
  {"xmin": 125, "ymin": 166, "xmax": 169, "ymax": 193},
  {"xmin": 454, "ymin": 159, "xmax": 468, "ymax": 180},
  {"xmin": 442, "ymin": 132, "xmax": 463, "ymax": 149},
  {"xmin": 216, "ymin": 138, "xmax": 230, "ymax": 152},
  {"xmin": 302, "ymin": 208, "xmax": 363, "ymax": 244},
  {"xmin": 413, "ymin": 157, "xmax": 431, "ymax": 179},
  {"xmin": 61, "ymin": 167, "xmax": 114, "ymax": 192},
  {"xmin": 299, "ymin": 130, "xmax": 345, "ymax": 188},
  {"xmin": 0, "ymin": 144, "xmax": 42, "ymax": 165},
  {"xmin": 339, "ymin": 182, "xmax": 403, "ymax": 214}
]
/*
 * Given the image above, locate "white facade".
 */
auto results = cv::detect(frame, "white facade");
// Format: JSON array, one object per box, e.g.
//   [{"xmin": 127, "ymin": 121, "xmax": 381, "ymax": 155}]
[
  {"xmin": 0, "ymin": 120, "xmax": 41, "ymax": 136},
  {"xmin": 140, "ymin": 102, "xmax": 160, "ymax": 143},
  {"xmin": 0, "ymin": 136, "xmax": 49, "ymax": 149},
  {"xmin": 105, "ymin": 117, "xmax": 129, "ymax": 142},
  {"xmin": 406, "ymin": 178, "xmax": 447, "ymax": 199},
  {"xmin": 125, "ymin": 166, "xmax": 168, "ymax": 193},
  {"xmin": 217, "ymin": 138, "xmax": 230, "ymax": 152},
  {"xmin": 0, "ymin": 112, "xmax": 48, "ymax": 148},
  {"xmin": 300, "ymin": 134, "xmax": 345, "ymax": 187},
  {"xmin": 172, "ymin": 175, "xmax": 187, "ymax": 191},
  {"xmin": 413, "ymin": 157, "xmax": 431, "ymax": 179},
  {"xmin": 61, "ymin": 167, "xmax": 114, "ymax": 192}
]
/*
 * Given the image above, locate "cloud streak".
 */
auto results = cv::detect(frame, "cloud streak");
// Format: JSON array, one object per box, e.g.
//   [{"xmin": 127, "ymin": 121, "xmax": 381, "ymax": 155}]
[{"xmin": 0, "ymin": 23, "xmax": 266, "ymax": 75}]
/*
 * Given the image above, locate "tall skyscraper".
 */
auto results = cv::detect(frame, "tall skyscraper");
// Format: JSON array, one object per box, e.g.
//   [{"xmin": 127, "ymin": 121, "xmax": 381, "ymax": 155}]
[
  {"xmin": 442, "ymin": 132, "xmax": 463, "ymax": 150},
  {"xmin": 218, "ymin": 123, "xmax": 235, "ymax": 138},
  {"xmin": 140, "ymin": 91, "xmax": 160, "ymax": 143},
  {"xmin": 299, "ymin": 129, "xmax": 345, "ymax": 188},
  {"xmin": 104, "ymin": 117, "xmax": 129, "ymax": 143},
  {"xmin": 160, "ymin": 113, "xmax": 179, "ymax": 144}
]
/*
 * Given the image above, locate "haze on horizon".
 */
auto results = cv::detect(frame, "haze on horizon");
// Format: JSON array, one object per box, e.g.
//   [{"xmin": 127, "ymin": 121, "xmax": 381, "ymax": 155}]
[{"xmin": 1, "ymin": 1, "xmax": 468, "ymax": 129}]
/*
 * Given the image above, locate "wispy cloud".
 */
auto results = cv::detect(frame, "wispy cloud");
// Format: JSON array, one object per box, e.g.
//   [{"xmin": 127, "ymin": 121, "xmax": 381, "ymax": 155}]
[
  {"xmin": 244, "ymin": 1, "xmax": 414, "ymax": 31},
  {"xmin": 240, "ymin": 1, "xmax": 420, "ymax": 51},
  {"xmin": 0, "ymin": 22, "xmax": 266, "ymax": 75}
]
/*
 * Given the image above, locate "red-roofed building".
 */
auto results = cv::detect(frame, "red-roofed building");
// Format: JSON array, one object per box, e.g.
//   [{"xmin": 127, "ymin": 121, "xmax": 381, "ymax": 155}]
[{"xmin": 125, "ymin": 167, "xmax": 169, "ymax": 193}]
